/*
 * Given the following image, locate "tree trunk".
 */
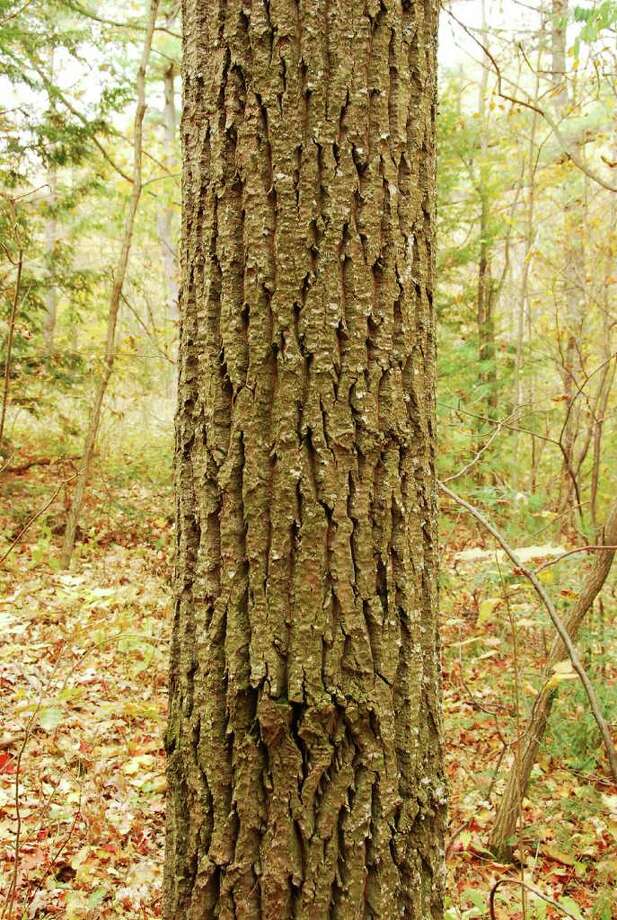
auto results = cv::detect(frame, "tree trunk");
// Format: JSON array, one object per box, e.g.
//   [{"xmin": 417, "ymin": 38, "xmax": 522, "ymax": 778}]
[
  {"xmin": 490, "ymin": 500, "xmax": 617, "ymax": 861},
  {"xmin": 513, "ymin": 59, "xmax": 541, "ymax": 482},
  {"xmin": 60, "ymin": 0, "xmax": 159, "ymax": 567},
  {"xmin": 164, "ymin": 2, "xmax": 446, "ymax": 918},
  {"xmin": 44, "ymin": 166, "xmax": 59, "ymax": 355},
  {"xmin": 475, "ymin": 4, "xmax": 498, "ymax": 451},
  {"xmin": 0, "ymin": 253, "xmax": 23, "ymax": 448},
  {"xmin": 550, "ymin": 0, "xmax": 586, "ymax": 531},
  {"xmin": 44, "ymin": 48, "xmax": 59, "ymax": 356},
  {"xmin": 590, "ymin": 193, "xmax": 617, "ymax": 532},
  {"xmin": 477, "ymin": 195, "xmax": 497, "ymax": 422},
  {"xmin": 157, "ymin": 60, "xmax": 179, "ymax": 321},
  {"xmin": 590, "ymin": 342, "xmax": 616, "ymax": 533}
]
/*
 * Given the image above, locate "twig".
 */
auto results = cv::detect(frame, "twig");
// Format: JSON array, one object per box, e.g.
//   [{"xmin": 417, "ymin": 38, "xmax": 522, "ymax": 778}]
[
  {"xmin": 0, "ymin": 0, "xmax": 34, "ymax": 26},
  {"xmin": 440, "ymin": 481, "xmax": 617, "ymax": 783},
  {"xmin": 0, "ymin": 647, "xmax": 67, "ymax": 920},
  {"xmin": 439, "ymin": 401, "xmax": 558, "ymax": 446},
  {"xmin": 489, "ymin": 876, "xmax": 582, "ymax": 919},
  {"xmin": 497, "ymin": 557, "xmax": 528, "ymax": 887},
  {"xmin": 453, "ymin": 610, "xmax": 511, "ymax": 804},
  {"xmin": 60, "ymin": 0, "xmax": 161, "ymax": 567},
  {"xmin": 120, "ymin": 292, "xmax": 176, "ymax": 365},
  {"xmin": 442, "ymin": 412, "xmax": 516, "ymax": 484},
  {"xmin": 443, "ymin": 4, "xmax": 617, "ymax": 193},
  {"xmin": 2, "ymin": 49, "xmax": 134, "ymax": 185},
  {"xmin": 445, "ymin": 819, "xmax": 472, "ymax": 860},
  {"xmin": 61, "ymin": 0, "xmax": 180, "ymax": 37},
  {"xmin": 26, "ymin": 791, "xmax": 83, "ymax": 905},
  {"xmin": 535, "ymin": 545, "xmax": 617, "ymax": 573},
  {"xmin": 0, "ymin": 471, "xmax": 78, "ymax": 568}
]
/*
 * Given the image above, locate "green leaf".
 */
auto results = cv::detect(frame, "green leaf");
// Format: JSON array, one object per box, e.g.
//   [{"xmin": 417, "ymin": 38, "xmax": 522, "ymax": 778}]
[
  {"xmin": 477, "ymin": 597, "xmax": 501, "ymax": 625},
  {"xmin": 87, "ymin": 888, "xmax": 107, "ymax": 908},
  {"xmin": 38, "ymin": 706, "xmax": 64, "ymax": 732},
  {"xmin": 531, "ymin": 901, "xmax": 547, "ymax": 920},
  {"xmin": 462, "ymin": 888, "xmax": 486, "ymax": 910},
  {"xmin": 558, "ymin": 896, "xmax": 583, "ymax": 920}
]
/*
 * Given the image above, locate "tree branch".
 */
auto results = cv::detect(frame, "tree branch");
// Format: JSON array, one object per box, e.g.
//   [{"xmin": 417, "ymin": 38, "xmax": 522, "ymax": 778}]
[
  {"xmin": 439, "ymin": 481, "xmax": 617, "ymax": 783},
  {"xmin": 443, "ymin": 3, "xmax": 617, "ymax": 193},
  {"xmin": 535, "ymin": 545, "xmax": 617, "ymax": 573},
  {"xmin": 61, "ymin": 0, "xmax": 180, "ymax": 38},
  {"xmin": 489, "ymin": 877, "xmax": 582, "ymax": 919}
]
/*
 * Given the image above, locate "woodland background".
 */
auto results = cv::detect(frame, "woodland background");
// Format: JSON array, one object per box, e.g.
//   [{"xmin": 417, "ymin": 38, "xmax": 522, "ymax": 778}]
[{"xmin": 1, "ymin": 0, "xmax": 617, "ymax": 917}]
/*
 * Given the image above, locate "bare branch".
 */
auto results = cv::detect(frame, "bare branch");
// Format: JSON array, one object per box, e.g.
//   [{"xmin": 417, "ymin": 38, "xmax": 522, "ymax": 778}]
[
  {"xmin": 489, "ymin": 876, "xmax": 582, "ymax": 919},
  {"xmin": 535, "ymin": 545, "xmax": 617, "ymax": 573},
  {"xmin": 439, "ymin": 481, "xmax": 617, "ymax": 783},
  {"xmin": 443, "ymin": 4, "xmax": 617, "ymax": 193},
  {"xmin": 62, "ymin": 0, "xmax": 180, "ymax": 38}
]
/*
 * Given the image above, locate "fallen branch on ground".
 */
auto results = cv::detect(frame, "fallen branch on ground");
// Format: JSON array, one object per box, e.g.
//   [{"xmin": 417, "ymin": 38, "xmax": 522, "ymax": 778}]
[{"xmin": 2, "ymin": 455, "xmax": 81, "ymax": 474}]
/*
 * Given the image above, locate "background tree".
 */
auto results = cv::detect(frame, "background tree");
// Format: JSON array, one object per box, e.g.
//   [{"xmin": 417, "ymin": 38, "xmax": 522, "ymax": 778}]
[{"xmin": 59, "ymin": 0, "xmax": 160, "ymax": 568}]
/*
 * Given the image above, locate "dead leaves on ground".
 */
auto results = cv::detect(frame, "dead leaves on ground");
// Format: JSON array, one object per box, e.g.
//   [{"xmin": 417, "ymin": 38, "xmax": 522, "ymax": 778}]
[
  {"xmin": 444, "ymin": 549, "xmax": 617, "ymax": 919},
  {"xmin": 0, "ymin": 523, "xmax": 170, "ymax": 917},
  {"xmin": 2, "ymin": 466, "xmax": 617, "ymax": 918}
]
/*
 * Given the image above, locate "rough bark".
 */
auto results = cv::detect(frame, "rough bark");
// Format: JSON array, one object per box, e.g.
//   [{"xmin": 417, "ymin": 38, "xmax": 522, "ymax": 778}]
[
  {"xmin": 490, "ymin": 500, "xmax": 617, "ymax": 861},
  {"xmin": 164, "ymin": 1, "xmax": 445, "ymax": 918}
]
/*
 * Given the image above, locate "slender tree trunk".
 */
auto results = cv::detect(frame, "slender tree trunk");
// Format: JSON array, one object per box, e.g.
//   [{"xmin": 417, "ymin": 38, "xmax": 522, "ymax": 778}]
[
  {"xmin": 573, "ymin": 325, "xmax": 615, "ymax": 526},
  {"xmin": 513, "ymin": 60, "xmax": 541, "ymax": 481},
  {"xmin": 477, "ymin": 196, "xmax": 497, "ymax": 420},
  {"xmin": 475, "ymin": 2, "xmax": 497, "ymax": 452},
  {"xmin": 60, "ymin": 0, "xmax": 159, "ymax": 568},
  {"xmin": 590, "ymin": 352, "xmax": 615, "ymax": 532},
  {"xmin": 551, "ymin": 0, "xmax": 586, "ymax": 530},
  {"xmin": 490, "ymin": 500, "xmax": 617, "ymax": 861},
  {"xmin": 0, "ymin": 253, "xmax": 23, "ymax": 449},
  {"xmin": 44, "ymin": 166, "xmax": 59, "ymax": 355},
  {"xmin": 591, "ymin": 194, "xmax": 617, "ymax": 531},
  {"xmin": 157, "ymin": 60, "xmax": 179, "ymax": 321},
  {"xmin": 44, "ymin": 49, "xmax": 59, "ymax": 356},
  {"xmin": 164, "ymin": 1, "xmax": 446, "ymax": 917}
]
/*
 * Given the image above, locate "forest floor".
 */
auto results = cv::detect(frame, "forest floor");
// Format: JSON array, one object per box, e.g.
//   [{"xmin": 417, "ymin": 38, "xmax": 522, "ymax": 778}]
[{"xmin": 1, "ymin": 449, "xmax": 616, "ymax": 919}]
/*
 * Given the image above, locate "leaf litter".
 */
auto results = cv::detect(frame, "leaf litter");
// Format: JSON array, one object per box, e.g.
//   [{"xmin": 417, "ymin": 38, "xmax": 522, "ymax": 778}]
[
  {"xmin": 2, "ymin": 461, "xmax": 617, "ymax": 918},
  {"xmin": 0, "ymin": 462, "xmax": 172, "ymax": 919}
]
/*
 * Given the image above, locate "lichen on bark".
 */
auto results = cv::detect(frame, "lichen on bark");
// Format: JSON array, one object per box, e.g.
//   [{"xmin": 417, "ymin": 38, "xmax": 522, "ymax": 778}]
[{"xmin": 165, "ymin": 0, "xmax": 445, "ymax": 916}]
